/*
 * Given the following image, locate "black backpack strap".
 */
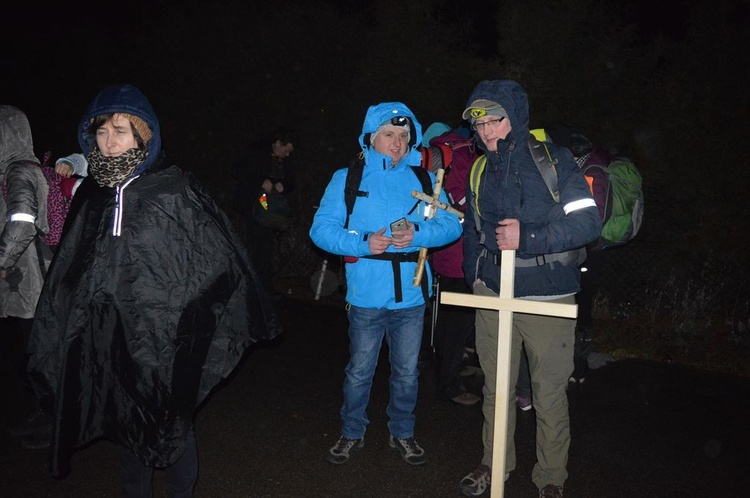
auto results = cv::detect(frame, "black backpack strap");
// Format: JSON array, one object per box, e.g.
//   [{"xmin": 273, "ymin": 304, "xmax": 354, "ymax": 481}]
[
  {"xmin": 406, "ymin": 165, "xmax": 435, "ymax": 217},
  {"xmin": 409, "ymin": 164, "xmax": 435, "ymax": 302},
  {"xmin": 343, "ymin": 159, "xmax": 367, "ymax": 229},
  {"xmin": 528, "ymin": 135, "xmax": 560, "ymax": 203},
  {"xmin": 410, "ymin": 165, "xmax": 434, "ymax": 197},
  {"xmin": 362, "ymin": 252, "xmax": 420, "ymax": 303}
]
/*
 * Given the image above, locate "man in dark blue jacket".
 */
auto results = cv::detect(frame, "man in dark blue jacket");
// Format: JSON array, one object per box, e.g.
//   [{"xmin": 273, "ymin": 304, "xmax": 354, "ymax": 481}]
[{"xmin": 457, "ymin": 80, "xmax": 601, "ymax": 498}]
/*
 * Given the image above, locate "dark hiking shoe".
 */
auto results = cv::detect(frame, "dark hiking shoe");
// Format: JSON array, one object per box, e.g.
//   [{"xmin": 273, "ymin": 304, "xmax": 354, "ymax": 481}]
[
  {"xmin": 389, "ymin": 435, "xmax": 427, "ymax": 465},
  {"xmin": 539, "ymin": 484, "xmax": 564, "ymax": 497},
  {"xmin": 8, "ymin": 409, "xmax": 50, "ymax": 437},
  {"xmin": 451, "ymin": 392, "xmax": 481, "ymax": 406},
  {"xmin": 459, "ymin": 464, "xmax": 491, "ymax": 496},
  {"xmin": 459, "ymin": 465, "xmax": 507, "ymax": 496},
  {"xmin": 326, "ymin": 436, "xmax": 363, "ymax": 464}
]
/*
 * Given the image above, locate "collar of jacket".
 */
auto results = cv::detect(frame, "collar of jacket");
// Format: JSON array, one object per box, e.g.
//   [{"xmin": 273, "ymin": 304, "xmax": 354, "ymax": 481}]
[{"xmin": 363, "ymin": 146, "xmax": 421, "ymax": 171}]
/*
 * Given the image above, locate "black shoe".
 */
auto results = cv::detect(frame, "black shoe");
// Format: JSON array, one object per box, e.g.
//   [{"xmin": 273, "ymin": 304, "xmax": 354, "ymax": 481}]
[
  {"xmin": 451, "ymin": 392, "xmax": 481, "ymax": 406},
  {"xmin": 21, "ymin": 422, "xmax": 52, "ymax": 450},
  {"xmin": 459, "ymin": 464, "xmax": 491, "ymax": 496},
  {"xmin": 389, "ymin": 435, "xmax": 427, "ymax": 466},
  {"xmin": 326, "ymin": 436, "xmax": 364, "ymax": 464},
  {"xmin": 7, "ymin": 409, "xmax": 50, "ymax": 437}
]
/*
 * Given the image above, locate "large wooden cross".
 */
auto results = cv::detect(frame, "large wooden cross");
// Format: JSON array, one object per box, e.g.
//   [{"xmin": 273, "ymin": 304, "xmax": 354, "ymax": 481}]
[{"xmin": 440, "ymin": 249, "xmax": 577, "ymax": 498}]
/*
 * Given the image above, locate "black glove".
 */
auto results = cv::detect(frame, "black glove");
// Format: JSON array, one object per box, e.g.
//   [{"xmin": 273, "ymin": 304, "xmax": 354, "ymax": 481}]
[{"xmin": 3, "ymin": 266, "xmax": 24, "ymax": 292}]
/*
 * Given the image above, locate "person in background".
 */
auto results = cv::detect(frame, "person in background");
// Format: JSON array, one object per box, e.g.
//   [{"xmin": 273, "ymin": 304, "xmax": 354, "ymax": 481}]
[
  {"xmin": 310, "ymin": 102, "xmax": 462, "ymax": 467},
  {"xmin": 529, "ymin": 125, "xmax": 609, "ymax": 385},
  {"xmin": 0, "ymin": 105, "xmax": 54, "ymax": 449},
  {"xmin": 25, "ymin": 84, "xmax": 281, "ymax": 496},
  {"xmin": 514, "ymin": 127, "xmax": 610, "ymax": 413},
  {"xmin": 233, "ymin": 128, "xmax": 299, "ymax": 299},
  {"xmin": 422, "ymin": 123, "xmax": 482, "ymax": 407},
  {"xmin": 565, "ymin": 132, "xmax": 609, "ymax": 385},
  {"xmin": 458, "ymin": 80, "xmax": 600, "ymax": 498}
]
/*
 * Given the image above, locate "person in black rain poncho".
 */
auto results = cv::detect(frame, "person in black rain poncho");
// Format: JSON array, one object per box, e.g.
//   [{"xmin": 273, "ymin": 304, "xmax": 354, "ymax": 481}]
[{"xmin": 26, "ymin": 84, "xmax": 281, "ymax": 495}]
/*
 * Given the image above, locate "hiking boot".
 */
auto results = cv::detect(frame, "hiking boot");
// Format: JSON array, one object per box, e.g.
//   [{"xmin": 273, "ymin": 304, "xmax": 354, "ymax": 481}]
[
  {"xmin": 451, "ymin": 392, "xmax": 481, "ymax": 406},
  {"xmin": 326, "ymin": 436, "xmax": 363, "ymax": 464},
  {"xmin": 539, "ymin": 484, "xmax": 564, "ymax": 498},
  {"xmin": 20, "ymin": 423, "xmax": 52, "ymax": 450},
  {"xmin": 7, "ymin": 409, "xmax": 50, "ymax": 437},
  {"xmin": 459, "ymin": 464, "xmax": 495, "ymax": 496},
  {"xmin": 516, "ymin": 396, "xmax": 533, "ymax": 412},
  {"xmin": 388, "ymin": 435, "xmax": 427, "ymax": 466}
]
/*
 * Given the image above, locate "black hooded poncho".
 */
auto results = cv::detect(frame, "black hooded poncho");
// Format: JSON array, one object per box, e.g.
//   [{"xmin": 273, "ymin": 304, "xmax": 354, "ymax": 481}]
[{"xmin": 26, "ymin": 85, "xmax": 281, "ymax": 476}]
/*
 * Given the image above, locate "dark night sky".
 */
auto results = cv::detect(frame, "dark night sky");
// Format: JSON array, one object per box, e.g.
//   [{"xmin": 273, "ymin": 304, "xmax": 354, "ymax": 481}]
[{"xmin": 2, "ymin": 0, "xmax": 694, "ymax": 153}]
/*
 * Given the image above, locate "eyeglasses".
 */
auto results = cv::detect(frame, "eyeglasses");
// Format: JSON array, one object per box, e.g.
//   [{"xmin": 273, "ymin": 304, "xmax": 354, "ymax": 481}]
[
  {"xmin": 471, "ymin": 117, "xmax": 506, "ymax": 132},
  {"xmin": 390, "ymin": 116, "xmax": 409, "ymax": 126}
]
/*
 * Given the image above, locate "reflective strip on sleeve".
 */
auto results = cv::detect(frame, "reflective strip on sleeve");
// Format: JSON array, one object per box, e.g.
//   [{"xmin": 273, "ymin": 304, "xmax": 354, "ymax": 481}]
[
  {"xmin": 563, "ymin": 198, "xmax": 597, "ymax": 215},
  {"xmin": 9, "ymin": 213, "xmax": 36, "ymax": 223}
]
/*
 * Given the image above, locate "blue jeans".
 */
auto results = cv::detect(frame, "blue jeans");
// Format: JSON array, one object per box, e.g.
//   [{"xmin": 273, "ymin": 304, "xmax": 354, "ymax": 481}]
[{"xmin": 341, "ymin": 304, "xmax": 425, "ymax": 440}]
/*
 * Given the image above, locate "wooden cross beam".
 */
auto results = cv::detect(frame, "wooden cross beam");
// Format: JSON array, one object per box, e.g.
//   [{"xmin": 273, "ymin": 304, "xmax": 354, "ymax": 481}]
[{"xmin": 440, "ymin": 249, "xmax": 577, "ymax": 498}]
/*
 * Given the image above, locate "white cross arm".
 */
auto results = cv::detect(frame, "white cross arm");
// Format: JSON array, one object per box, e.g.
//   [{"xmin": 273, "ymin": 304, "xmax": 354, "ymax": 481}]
[{"xmin": 439, "ymin": 293, "xmax": 577, "ymax": 318}]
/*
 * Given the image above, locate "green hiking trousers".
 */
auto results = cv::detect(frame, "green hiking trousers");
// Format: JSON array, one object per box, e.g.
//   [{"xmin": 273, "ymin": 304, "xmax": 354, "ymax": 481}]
[{"xmin": 473, "ymin": 281, "xmax": 575, "ymax": 489}]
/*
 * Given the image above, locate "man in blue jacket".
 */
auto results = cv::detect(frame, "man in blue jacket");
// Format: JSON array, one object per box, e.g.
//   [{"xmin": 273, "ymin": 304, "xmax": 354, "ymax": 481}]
[
  {"xmin": 457, "ymin": 81, "xmax": 601, "ymax": 498},
  {"xmin": 310, "ymin": 102, "xmax": 462, "ymax": 466}
]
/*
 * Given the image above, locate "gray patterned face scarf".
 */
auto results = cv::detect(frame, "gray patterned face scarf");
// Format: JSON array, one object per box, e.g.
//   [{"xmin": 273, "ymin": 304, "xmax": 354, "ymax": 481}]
[{"xmin": 87, "ymin": 147, "xmax": 147, "ymax": 187}]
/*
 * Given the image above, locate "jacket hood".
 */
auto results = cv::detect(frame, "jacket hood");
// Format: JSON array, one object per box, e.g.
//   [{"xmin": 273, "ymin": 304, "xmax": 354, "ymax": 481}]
[
  {"xmin": 0, "ymin": 105, "xmax": 38, "ymax": 176},
  {"xmin": 78, "ymin": 85, "xmax": 162, "ymax": 174},
  {"xmin": 359, "ymin": 102, "xmax": 423, "ymax": 168},
  {"xmin": 465, "ymin": 80, "xmax": 530, "ymax": 151}
]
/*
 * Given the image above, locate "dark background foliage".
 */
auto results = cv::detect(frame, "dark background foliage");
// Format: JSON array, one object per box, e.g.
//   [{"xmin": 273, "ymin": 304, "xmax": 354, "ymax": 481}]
[{"xmin": 4, "ymin": 0, "xmax": 749, "ymax": 375}]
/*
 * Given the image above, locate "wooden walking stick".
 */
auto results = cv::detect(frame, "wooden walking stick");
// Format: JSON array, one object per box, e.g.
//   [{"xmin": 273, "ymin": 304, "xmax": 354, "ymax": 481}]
[{"xmin": 412, "ymin": 168, "xmax": 445, "ymax": 286}]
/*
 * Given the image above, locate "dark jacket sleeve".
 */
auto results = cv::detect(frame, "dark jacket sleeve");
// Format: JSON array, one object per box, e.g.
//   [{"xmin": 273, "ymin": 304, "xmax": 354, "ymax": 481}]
[{"xmin": 0, "ymin": 162, "xmax": 44, "ymax": 269}]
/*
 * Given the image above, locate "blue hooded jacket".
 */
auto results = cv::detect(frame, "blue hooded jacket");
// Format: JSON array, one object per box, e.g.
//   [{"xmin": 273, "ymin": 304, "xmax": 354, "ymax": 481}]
[
  {"xmin": 310, "ymin": 102, "xmax": 462, "ymax": 309},
  {"xmin": 462, "ymin": 80, "xmax": 601, "ymax": 297}
]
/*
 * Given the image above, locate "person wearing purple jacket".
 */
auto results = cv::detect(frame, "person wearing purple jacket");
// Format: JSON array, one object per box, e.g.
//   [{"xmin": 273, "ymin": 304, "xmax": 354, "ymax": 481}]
[{"xmin": 425, "ymin": 126, "xmax": 482, "ymax": 406}]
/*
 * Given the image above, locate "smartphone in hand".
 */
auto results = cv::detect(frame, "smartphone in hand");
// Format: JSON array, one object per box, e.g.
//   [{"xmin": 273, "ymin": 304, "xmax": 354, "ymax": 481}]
[{"xmin": 390, "ymin": 217, "xmax": 408, "ymax": 233}]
